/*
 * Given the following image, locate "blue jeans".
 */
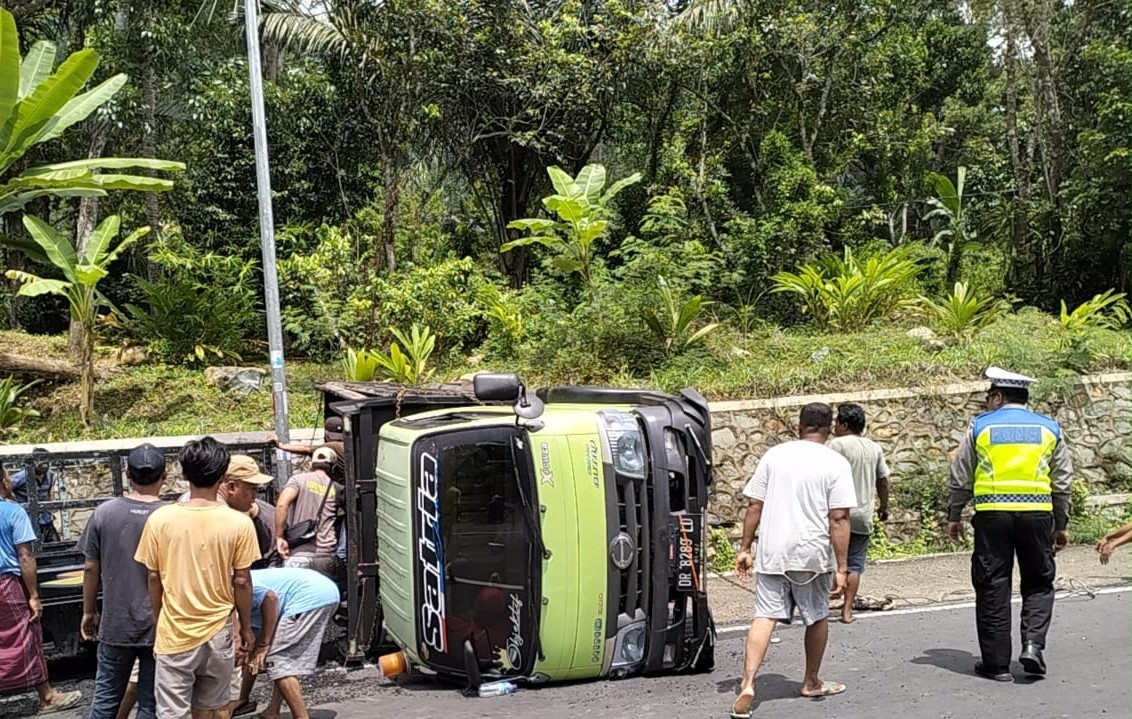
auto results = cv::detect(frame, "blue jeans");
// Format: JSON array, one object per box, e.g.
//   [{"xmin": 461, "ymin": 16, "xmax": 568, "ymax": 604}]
[{"xmin": 88, "ymin": 643, "xmax": 156, "ymax": 719}]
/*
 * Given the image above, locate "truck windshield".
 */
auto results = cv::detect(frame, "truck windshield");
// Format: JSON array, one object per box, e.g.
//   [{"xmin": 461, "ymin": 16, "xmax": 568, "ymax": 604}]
[{"xmin": 412, "ymin": 426, "xmax": 540, "ymax": 677}]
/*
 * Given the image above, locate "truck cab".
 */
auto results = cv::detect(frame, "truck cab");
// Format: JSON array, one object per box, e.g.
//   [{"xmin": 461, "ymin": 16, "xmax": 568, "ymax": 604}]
[{"xmin": 329, "ymin": 374, "xmax": 715, "ymax": 686}]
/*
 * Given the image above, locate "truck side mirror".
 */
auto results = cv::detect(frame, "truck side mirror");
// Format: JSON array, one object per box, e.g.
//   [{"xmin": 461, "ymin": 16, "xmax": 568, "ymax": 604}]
[
  {"xmin": 473, "ymin": 372, "xmax": 545, "ymax": 421},
  {"xmin": 473, "ymin": 373, "xmax": 522, "ymax": 402}
]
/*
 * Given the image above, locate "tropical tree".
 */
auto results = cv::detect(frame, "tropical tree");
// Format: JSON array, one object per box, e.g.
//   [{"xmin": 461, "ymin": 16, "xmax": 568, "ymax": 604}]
[
  {"xmin": 0, "ymin": 8, "xmax": 183, "ymax": 217},
  {"xmin": 0, "ymin": 7, "xmax": 183, "ymax": 356},
  {"xmin": 5, "ymin": 215, "xmax": 150, "ymax": 426},
  {"xmin": 261, "ymin": 0, "xmax": 456, "ymax": 272}
]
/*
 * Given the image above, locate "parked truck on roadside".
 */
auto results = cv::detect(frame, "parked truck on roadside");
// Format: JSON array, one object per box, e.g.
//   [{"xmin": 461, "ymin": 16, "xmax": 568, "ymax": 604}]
[{"xmin": 4, "ymin": 373, "xmax": 716, "ymax": 689}]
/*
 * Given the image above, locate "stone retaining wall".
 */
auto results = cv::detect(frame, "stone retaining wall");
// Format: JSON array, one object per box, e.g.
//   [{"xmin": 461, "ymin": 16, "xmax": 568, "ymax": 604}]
[
  {"xmin": 3, "ymin": 373, "xmax": 1127, "ymax": 543},
  {"xmin": 709, "ymin": 372, "xmax": 1130, "ymax": 536}
]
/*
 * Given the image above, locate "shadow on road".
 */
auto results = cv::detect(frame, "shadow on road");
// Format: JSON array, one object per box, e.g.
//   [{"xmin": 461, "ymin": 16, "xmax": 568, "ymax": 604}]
[
  {"xmin": 310, "ymin": 710, "xmax": 340, "ymax": 719},
  {"xmin": 715, "ymin": 673, "xmax": 803, "ymax": 702},
  {"xmin": 910, "ymin": 647, "xmax": 979, "ymax": 677},
  {"xmin": 911, "ymin": 647, "xmax": 1050, "ymax": 685}
]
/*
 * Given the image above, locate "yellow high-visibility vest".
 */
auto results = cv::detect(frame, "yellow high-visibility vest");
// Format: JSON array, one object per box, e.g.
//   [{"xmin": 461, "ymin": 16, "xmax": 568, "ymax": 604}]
[{"xmin": 971, "ymin": 406, "xmax": 1060, "ymax": 513}]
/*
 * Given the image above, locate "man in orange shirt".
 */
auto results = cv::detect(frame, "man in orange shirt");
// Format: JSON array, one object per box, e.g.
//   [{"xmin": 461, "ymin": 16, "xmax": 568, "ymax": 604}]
[{"xmin": 135, "ymin": 437, "xmax": 260, "ymax": 719}]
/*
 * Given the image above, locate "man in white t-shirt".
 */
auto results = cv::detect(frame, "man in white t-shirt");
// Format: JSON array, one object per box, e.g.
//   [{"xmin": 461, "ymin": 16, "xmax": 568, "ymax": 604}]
[{"xmin": 729, "ymin": 403, "xmax": 857, "ymax": 719}]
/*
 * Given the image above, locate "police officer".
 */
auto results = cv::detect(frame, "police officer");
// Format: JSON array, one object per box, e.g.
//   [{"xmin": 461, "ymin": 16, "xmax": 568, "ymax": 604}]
[{"xmin": 947, "ymin": 367, "xmax": 1073, "ymax": 682}]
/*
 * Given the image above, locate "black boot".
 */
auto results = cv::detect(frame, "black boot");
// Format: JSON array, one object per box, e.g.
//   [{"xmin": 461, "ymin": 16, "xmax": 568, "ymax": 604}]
[{"xmin": 1019, "ymin": 642, "xmax": 1046, "ymax": 676}]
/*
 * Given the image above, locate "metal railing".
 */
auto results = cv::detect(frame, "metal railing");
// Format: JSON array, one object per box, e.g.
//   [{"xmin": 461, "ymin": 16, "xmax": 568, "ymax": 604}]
[{"xmin": 0, "ymin": 442, "xmax": 277, "ymax": 548}]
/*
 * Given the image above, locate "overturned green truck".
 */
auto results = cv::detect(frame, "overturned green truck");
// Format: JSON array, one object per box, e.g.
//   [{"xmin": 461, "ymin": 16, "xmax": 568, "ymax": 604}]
[{"xmin": 329, "ymin": 374, "xmax": 716, "ymax": 687}]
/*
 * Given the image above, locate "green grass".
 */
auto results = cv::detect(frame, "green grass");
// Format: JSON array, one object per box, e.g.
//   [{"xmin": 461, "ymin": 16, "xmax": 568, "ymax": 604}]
[
  {"xmin": 0, "ymin": 330, "xmax": 337, "ymax": 443},
  {"xmin": 645, "ymin": 307, "xmax": 1127, "ymax": 397},
  {"xmin": 0, "ymin": 304, "xmax": 1128, "ymax": 443}
]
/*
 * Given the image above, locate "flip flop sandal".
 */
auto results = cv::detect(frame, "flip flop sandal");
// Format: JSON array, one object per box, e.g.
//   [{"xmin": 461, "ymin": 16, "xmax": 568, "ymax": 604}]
[
  {"xmin": 801, "ymin": 680, "xmax": 846, "ymax": 698},
  {"xmin": 231, "ymin": 700, "xmax": 258, "ymax": 717},
  {"xmin": 39, "ymin": 690, "xmax": 82, "ymax": 715},
  {"xmin": 729, "ymin": 696, "xmax": 756, "ymax": 718}
]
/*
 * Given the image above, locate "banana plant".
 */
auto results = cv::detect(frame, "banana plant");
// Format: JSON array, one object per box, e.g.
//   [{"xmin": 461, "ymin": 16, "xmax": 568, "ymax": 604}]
[
  {"xmin": 0, "ymin": 8, "xmax": 184, "ymax": 220},
  {"xmin": 5, "ymin": 215, "xmax": 150, "ymax": 426},
  {"xmin": 925, "ymin": 166, "xmax": 972, "ymax": 288},
  {"xmin": 504, "ymin": 164, "xmax": 641, "ymax": 296},
  {"xmin": 0, "ymin": 376, "xmax": 40, "ymax": 438}
]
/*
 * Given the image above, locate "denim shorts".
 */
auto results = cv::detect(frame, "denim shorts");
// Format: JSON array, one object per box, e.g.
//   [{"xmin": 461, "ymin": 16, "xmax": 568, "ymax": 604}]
[{"xmin": 848, "ymin": 533, "xmax": 870, "ymax": 574}]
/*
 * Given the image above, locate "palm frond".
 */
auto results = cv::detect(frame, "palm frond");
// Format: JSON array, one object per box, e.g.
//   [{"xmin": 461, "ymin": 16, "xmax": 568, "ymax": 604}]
[
  {"xmin": 261, "ymin": 10, "xmax": 352, "ymax": 58},
  {"xmin": 676, "ymin": 0, "xmax": 746, "ymax": 33}
]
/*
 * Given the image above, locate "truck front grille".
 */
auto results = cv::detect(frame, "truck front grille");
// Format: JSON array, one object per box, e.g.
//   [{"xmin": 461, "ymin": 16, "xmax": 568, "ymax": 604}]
[{"xmin": 615, "ymin": 476, "xmax": 649, "ymax": 616}]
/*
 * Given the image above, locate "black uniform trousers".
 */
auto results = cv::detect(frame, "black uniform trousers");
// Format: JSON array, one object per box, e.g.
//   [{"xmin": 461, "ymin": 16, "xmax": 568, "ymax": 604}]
[{"xmin": 971, "ymin": 510, "xmax": 1056, "ymax": 670}]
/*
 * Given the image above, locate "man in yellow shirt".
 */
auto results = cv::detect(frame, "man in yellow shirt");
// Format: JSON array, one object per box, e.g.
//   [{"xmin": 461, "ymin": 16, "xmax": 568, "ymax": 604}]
[{"xmin": 135, "ymin": 437, "xmax": 260, "ymax": 719}]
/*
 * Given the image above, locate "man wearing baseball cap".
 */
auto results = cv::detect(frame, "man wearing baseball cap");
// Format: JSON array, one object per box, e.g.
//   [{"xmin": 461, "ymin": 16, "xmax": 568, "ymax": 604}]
[
  {"xmin": 78, "ymin": 443, "xmax": 168, "ymax": 719},
  {"xmin": 222, "ymin": 456, "xmax": 278, "ymax": 570},
  {"xmin": 274, "ymin": 447, "xmax": 341, "ymax": 578},
  {"xmin": 947, "ymin": 367, "xmax": 1074, "ymax": 681}
]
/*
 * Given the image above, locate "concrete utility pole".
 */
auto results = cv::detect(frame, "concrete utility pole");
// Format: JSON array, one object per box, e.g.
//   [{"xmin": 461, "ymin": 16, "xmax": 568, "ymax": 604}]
[{"xmin": 244, "ymin": 0, "xmax": 291, "ymax": 488}]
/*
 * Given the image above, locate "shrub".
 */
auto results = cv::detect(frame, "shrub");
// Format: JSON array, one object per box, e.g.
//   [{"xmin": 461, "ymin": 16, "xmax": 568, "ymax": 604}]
[
  {"xmin": 121, "ymin": 229, "xmax": 260, "ymax": 365},
  {"xmin": 920, "ymin": 282, "xmax": 1010, "ymax": 341},
  {"xmin": 477, "ymin": 284, "xmax": 523, "ymax": 350},
  {"xmin": 611, "ymin": 188, "xmax": 723, "ymax": 297},
  {"xmin": 507, "ymin": 272, "xmax": 661, "ymax": 382},
  {"xmin": 1056, "ymin": 290, "xmax": 1130, "ymax": 371},
  {"xmin": 771, "ymin": 245, "xmax": 922, "ymax": 331},
  {"xmin": 338, "ymin": 324, "xmax": 436, "ymax": 385},
  {"xmin": 375, "ymin": 324, "xmax": 436, "ymax": 385},
  {"xmin": 341, "ymin": 347, "xmax": 379, "ymax": 382},
  {"xmin": 278, "ymin": 223, "xmax": 371, "ymax": 359},
  {"xmin": 281, "ymin": 223, "xmax": 490, "ymax": 361},
  {"xmin": 707, "ymin": 527, "xmax": 736, "ymax": 575},
  {"xmin": 362, "ymin": 259, "xmax": 489, "ymax": 358},
  {"xmin": 642, "ymin": 276, "xmax": 719, "ymax": 357},
  {"xmin": 0, "ymin": 377, "xmax": 40, "ymax": 437}
]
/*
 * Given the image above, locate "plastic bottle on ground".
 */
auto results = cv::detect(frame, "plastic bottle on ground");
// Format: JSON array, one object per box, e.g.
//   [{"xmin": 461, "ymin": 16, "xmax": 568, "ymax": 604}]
[{"xmin": 477, "ymin": 681, "xmax": 518, "ymax": 698}]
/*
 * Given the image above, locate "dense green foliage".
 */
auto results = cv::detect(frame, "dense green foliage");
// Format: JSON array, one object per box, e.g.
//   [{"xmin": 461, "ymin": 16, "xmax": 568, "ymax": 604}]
[{"xmin": 0, "ymin": 0, "xmax": 1126, "ymax": 405}]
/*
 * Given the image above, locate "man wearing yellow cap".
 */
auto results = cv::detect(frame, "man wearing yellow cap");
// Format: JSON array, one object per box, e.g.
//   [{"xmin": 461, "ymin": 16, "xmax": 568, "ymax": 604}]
[{"xmin": 947, "ymin": 367, "xmax": 1074, "ymax": 682}]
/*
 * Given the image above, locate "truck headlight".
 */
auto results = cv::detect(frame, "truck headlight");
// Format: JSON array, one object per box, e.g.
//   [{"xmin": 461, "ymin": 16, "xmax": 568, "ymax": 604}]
[
  {"xmin": 610, "ymin": 621, "xmax": 647, "ymax": 669},
  {"xmin": 599, "ymin": 410, "xmax": 646, "ymax": 478}
]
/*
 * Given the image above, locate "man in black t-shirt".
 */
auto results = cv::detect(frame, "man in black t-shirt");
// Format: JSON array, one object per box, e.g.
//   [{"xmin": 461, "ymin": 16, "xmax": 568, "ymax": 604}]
[{"xmin": 79, "ymin": 444, "xmax": 168, "ymax": 719}]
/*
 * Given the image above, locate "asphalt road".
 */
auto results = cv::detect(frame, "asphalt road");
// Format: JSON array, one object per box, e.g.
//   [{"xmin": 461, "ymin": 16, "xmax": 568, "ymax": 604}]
[
  {"xmin": 11, "ymin": 588, "xmax": 1127, "ymax": 719},
  {"xmin": 313, "ymin": 588, "xmax": 1130, "ymax": 719}
]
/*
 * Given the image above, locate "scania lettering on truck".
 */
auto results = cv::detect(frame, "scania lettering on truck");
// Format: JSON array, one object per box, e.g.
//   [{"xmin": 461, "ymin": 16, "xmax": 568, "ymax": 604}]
[{"xmin": 330, "ymin": 373, "xmax": 715, "ymax": 687}]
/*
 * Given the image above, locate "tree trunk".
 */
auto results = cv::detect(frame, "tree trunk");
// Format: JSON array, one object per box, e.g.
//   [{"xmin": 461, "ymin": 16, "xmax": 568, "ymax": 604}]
[
  {"xmin": 0, "ymin": 352, "xmax": 111, "ymax": 380},
  {"xmin": 1003, "ymin": 30, "xmax": 1033, "ymax": 297},
  {"xmin": 264, "ymin": 44, "xmax": 287, "ymax": 83},
  {"xmin": 142, "ymin": 65, "xmax": 162, "ymax": 281},
  {"xmin": 380, "ymin": 154, "xmax": 399, "ymax": 273},
  {"xmin": 67, "ymin": 121, "xmax": 111, "ymax": 359},
  {"xmin": 498, "ymin": 144, "xmax": 534, "ymax": 289},
  {"xmin": 79, "ymin": 328, "xmax": 94, "ymax": 427}
]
